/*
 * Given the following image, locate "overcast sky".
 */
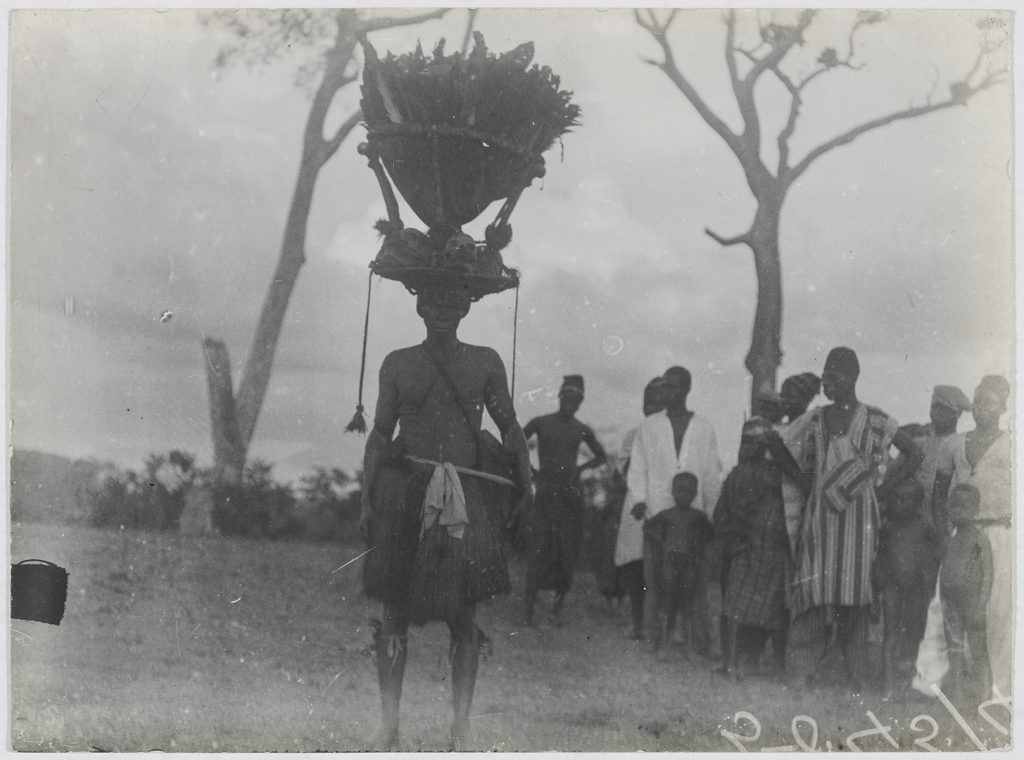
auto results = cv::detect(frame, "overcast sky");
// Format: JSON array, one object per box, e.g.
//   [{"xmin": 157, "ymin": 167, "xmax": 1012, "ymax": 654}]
[{"xmin": 7, "ymin": 6, "xmax": 1015, "ymax": 482}]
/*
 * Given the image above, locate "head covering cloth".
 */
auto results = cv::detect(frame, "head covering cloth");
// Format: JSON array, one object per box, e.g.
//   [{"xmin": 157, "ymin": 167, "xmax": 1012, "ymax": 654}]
[
  {"xmin": 781, "ymin": 372, "xmax": 821, "ymax": 407},
  {"xmin": 932, "ymin": 385, "xmax": 972, "ymax": 413},
  {"xmin": 560, "ymin": 375, "xmax": 584, "ymax": 398},
  {"xmin": 755, "ymin": 389, "xmax": 784, "ymax": 414},
  {"xmin": 977, "ymin": 375, "xmax": 1011, "ymax": 407},
  {"xmin": 741, "ymin": 418, "xmax": 770, "ymax": 442}
]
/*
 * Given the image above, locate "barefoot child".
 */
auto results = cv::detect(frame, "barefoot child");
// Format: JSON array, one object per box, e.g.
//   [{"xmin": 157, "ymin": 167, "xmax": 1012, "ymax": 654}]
[
  {"xmin": 644, "ymin": 472, "xmax": 712, "ymax": 655},
  {"xmin": 874, "ymin": 479, "xmax": 937, "ymax": 696}
]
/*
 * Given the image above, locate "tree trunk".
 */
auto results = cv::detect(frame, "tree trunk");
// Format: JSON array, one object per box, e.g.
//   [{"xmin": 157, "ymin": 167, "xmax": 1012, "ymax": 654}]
[
  {"xmin": 744, "ymin": 193, "xmax": 784, "ymax": 406},
  {"xmin": 203, "ymin": 338, "xmax": 246, "ymax": 485},
  {"xmin": 201, "ymin": 33, "xmax": 356, "ymax": 489},
  {"xmin": 233, "ymin": 163, "xmax": 318, "ymax": 446}
]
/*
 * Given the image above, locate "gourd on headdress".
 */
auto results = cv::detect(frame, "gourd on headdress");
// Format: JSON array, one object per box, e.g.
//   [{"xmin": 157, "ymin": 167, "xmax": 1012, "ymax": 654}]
[{"xmin": 346, "ymin": 33, "xmax": 580, "ymax": 432}]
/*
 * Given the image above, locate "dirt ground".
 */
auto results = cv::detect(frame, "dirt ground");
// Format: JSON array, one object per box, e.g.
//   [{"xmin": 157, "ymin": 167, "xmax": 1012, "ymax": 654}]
[{"xmin": 9, "ymin": 521, "xmax": 1013, "ymax": 752}]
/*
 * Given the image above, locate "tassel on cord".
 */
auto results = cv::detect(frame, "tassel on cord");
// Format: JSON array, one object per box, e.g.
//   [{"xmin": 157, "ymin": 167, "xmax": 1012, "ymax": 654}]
[
  {"xmin": 511, "ymin": 282, "xmax": 520, "ymax": 399},
  {"xmin": 345, "ymin": 271, "xmax": 374, "ymax": 434}
]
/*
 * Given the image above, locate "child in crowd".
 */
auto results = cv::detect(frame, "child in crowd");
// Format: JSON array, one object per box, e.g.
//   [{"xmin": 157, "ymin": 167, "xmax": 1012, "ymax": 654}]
[
  {"xmin": 940, "ymin": 483, "xmax": 992, "ymax": 708},
  {"xmin": 643, "ymin": 472, "xmax": 712, "ymax": 657},
  {"xmin": 714, "ymin": 419, "xmax": 792, "ymax": 678},
  {"xmin": 874, "ymin": 479, "xmax": 937, "ymax": 696}
]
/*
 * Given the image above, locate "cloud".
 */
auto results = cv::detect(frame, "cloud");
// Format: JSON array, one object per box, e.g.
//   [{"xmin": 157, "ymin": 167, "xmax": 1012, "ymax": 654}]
[{"xmin": 7, "ymin": 8, "xmax": 1014, "ymax": 479}]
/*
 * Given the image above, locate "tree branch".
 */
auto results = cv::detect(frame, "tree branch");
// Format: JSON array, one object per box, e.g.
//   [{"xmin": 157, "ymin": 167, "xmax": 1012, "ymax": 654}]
[
  {"xmin": 361, "ymin": 8, "xmax": 448, "ymax": 33},
  {"xmin": 705, "ymin": 227, "xmax": 752, "ymax": 248},
  {"xmin": 724, "ymin": 11, "xmax": 741, "ymax": 94},
  {"xmin": 636, "ymin": 9, "xmax": 743, "ymax": 157},
  {"xmin": 745, "ymin": 10, "xmax": 815, "ymax": 85},
  {"xmin": 785, "ymin": 69, "xmax": 1003, "ymax": 185},
  {"xmin": 321, "ymin": 108, "xmax": 364, "ymax": 165},
  {"xmin": 460, "ymin": 8, "xmax": 478, "ymax": 56},
  {"xmin": 776, "ymin": 83, "xmax": 801, "ymax": 175}
]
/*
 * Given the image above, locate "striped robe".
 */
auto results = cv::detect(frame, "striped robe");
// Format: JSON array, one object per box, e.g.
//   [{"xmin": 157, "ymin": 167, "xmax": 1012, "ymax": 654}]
[{"xmin": 788, "ymin": 404, "xmax": 898, "ymax": 618}]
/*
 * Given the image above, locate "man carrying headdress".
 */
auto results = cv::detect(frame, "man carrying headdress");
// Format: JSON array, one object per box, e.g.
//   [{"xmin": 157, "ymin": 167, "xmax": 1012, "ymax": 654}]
[
  {"xmin": 783, "ymin": 348, "xmax": 921, "ymax": 690},
  {"xmin": 360, "ymin": 280, "xmax": 532, "ymax": 751},
  {"xmin": 522, "ymin": 375, "xmax": 607, "ymax": 625},
  {"xmin": 354, "ymin": 28, "xmax": 580, "ymax": 749}
]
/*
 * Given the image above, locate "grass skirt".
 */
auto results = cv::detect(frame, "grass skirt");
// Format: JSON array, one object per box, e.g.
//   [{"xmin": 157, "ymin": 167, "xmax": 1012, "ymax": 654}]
[
  {"xmin": 362, "ymin": 460, "xmax": 511, "ymax": 625},
  {"xmin": 525, "ymin": 479, "xmax": 584, "ymax": 593}
]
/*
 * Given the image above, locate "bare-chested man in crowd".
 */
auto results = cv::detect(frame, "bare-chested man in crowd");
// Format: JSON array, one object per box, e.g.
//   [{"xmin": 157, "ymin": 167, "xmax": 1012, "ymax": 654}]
[{"xmin": 521, "ymin": 375, "xmax": 606, "ymax": 625}]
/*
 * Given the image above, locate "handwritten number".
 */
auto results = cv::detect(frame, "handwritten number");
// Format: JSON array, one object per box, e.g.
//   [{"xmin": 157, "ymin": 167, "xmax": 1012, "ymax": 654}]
[
  {"xmin": 931, "ymin": 684, "xmax": 986, "ymax": 750},
  {"xmin": 845, "ymin": 711, "xmax": 898, "ymax": 751},
  {"xmin": 791, "ymin": 715, "xmax": 818, "ymax": 752},
  {"xmin": 910, "ymin": 714, "xmax": 940, "ymax": 752},
  {"xmin": 721, "ymin": 711, "xmax": 761, "ymax": 751},
  {"xmin": 977, "ymin": 688, "xmax": 1012, "ymax": 737}
]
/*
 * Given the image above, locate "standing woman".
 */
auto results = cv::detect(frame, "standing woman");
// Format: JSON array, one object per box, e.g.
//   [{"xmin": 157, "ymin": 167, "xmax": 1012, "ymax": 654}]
[{"xmin": 931, "ymin": 375, "xmax": 1013, "ymax": 699}]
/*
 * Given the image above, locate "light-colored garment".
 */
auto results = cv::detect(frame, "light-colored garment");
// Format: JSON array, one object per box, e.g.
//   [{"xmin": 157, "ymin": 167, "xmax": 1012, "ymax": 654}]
[
  {"xmin": 922, "ymin": 431, "xmax": 1012, "ymax": 699},
  {"xmin": 614, "ymin": 425, "xmax": 644, "ymax": 566},
  {"xmin": 627, "ymin": 411, "xmax": 723, "ymax": 520},
  {"xmin": 776, "ymin": 419, "xmax": 809, "ymax": 556},
  {"xmin": 615, "ymin": 412, "xmax": 723, "ymax": 566},
  {"xmin": 421, "ymin": 462, "xmax": 468, "ymax": 540},
  {"xmin": 912, "ymin": 576, "xmax": 950, "ymax": 694},
  {"xmin": 787, "ymin": 404, "xmax": 898, "ymax": 617}
]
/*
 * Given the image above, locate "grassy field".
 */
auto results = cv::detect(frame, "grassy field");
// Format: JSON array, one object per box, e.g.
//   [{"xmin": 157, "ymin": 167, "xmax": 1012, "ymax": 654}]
[{"xmin": 9, "ymin": 520, "xmax": 1013, "ymax": 752}]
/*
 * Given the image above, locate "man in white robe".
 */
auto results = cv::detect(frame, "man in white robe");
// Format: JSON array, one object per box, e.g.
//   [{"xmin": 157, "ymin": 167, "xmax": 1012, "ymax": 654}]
[{"xmin": 626, "ymin": 367, "xmax": 723, "ymax": 646}]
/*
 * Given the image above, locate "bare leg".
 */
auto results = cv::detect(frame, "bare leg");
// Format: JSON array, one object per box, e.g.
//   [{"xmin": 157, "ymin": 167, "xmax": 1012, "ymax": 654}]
[
  {"xmin": 448, "ymin": 604, "xmax": 479, "ymax": 751},
  {"xmin": 552, "ymin": 588, "xmax": 568, "ymax": 624},
  {"xmin": 663, "ymin": 572, "xmax": 681, "ymax": 652},
  {"xmin": 968, "ymin": 622, "xmax": 991, "ymax": 708},
  {"xmin": 725, "ymin": 619, "xmax": 741, "ymax": 677},
  {"xmin": 623, "ymin": 561, "xmax": 645, "ymax": 639},
  {"xmin": 524, "ymin": 585, "xmax": 538, "ymax": 627},
  {"xmin": 943, "ymin": 604, "xmax": 967, "ymax": 707},
  {"xmin": 372, "ymin": 605, "xmax": 409, "ymax": 750},
  {"xmin": 771, "ymin": 617, "xmax": 789, "ymax": 674},
  {"xmin": 881, "ymin": 589, "xmax": 900, "ymax": 697},
  {"xmin": 690, "ymin": 563, "xmax": 711, "ymax": 657},
  {"xmin": 837, "ymin": 605, "xmax": 870, "ymax": 692}
]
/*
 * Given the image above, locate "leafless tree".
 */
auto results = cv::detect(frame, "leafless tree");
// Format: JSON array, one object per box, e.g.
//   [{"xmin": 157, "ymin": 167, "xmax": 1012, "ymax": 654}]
[
  {"xmin": 636, "ymin": 10, "xmax": 1006, "ymax": 402},
  {"xmin": 202, "ymin": 9, "xmax": 449, "ymax": 502}
]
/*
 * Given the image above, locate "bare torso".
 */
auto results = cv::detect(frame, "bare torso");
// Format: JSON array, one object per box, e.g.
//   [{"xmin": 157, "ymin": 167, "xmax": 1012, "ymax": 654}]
[
  {"xmin": 374, "ymin": 343, "xmax": 514, "ymax": 468},
  {"xmin": 525, "ymin": 413, "xmax": 594, "ymax": 479}
]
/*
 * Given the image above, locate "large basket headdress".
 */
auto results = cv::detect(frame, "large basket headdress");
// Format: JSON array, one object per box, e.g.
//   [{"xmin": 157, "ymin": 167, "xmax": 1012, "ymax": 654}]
[
  {"xmin": 358, "ymin": 33, "xmax": 580, "ymax": 299},
  {"xmin": 347, "ymin": 33, "xmax": 579, "ymax": 432}
]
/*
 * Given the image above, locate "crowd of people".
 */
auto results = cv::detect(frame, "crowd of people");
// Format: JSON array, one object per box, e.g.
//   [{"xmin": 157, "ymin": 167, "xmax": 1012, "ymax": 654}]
[
  {"xmin": 356, "ymin": 283, "xmax": 1011, "ymax": 749},
  {"xmin": 562, "ymin": 351, "xmax": 1012, "ymax": 711}
]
